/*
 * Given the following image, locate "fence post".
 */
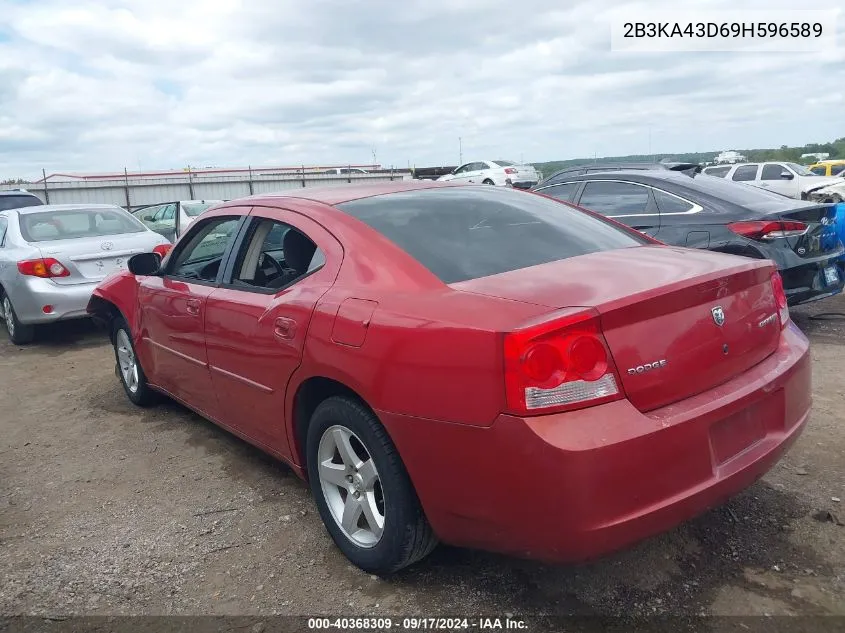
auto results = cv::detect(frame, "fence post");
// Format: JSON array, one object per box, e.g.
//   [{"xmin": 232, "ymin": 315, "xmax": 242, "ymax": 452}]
[
  {"xmin": 390, "ymin": 165, "xmax": 394, "ymax": 181},
  {"xmin": 301, "ymin": 165, "xmax": 306, "ymax": 188},
  {"xmin": 187, "ymin": 166, "xmax": 195, "ymax": 199},
  {"xmin": 123, "ymin": 168, "xmax": 131, "ymax": 210},
  {"xmin": 347, "ymin": 164, "xmax": 352, "ymax": 184},
  {"xmin": 41, "ymin": 168, "xmax": 50, "ymax": 204},
  {"xmin": 248, "ymin": 165, "xmax": 254, "ymax": 195}
]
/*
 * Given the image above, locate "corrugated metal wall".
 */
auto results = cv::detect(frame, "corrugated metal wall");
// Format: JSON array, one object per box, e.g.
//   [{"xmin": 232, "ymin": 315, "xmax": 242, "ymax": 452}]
[{"xmin": 1, "ymin": 172, "xmax": 412, "ymax": 211}]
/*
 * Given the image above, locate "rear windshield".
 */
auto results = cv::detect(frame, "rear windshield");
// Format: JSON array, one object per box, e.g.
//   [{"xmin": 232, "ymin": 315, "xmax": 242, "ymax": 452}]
[
  {"xmin": 0, "ymin": 195, "xmax": 43, "ymax": 211},
  {"xmin": 492, "ymin": 160, "xmax": 515, "ymax": 167},
  {"xmin": 681, "ymin": 174, "xmax": 816, "ymax": 213},
  {"xmin": 337, "ymin": 187, "xmax": 648, "ymax": 284},
  {"xmin": 182, "ymin": 201, "xmax": 220, "ymax": 217},
  {"xmin": 19, "ymin": 208, "xmax": 146, "ymax": 242}
]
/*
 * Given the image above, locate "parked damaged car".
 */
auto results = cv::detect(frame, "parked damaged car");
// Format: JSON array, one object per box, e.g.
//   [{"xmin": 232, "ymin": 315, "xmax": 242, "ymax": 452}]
[
  {"xmin": 531, "ymin": 170, "xmax": 844, "ymax": 306},
  {"xmin": 89, "ymin": 181, "xmax": 810, "ymax": 575}
]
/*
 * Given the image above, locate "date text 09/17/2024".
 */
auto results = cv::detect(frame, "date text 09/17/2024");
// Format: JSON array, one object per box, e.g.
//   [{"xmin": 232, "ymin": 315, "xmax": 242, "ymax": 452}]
[{"xmin": 307, "ymin": 617, "xmax": 527, "ymax": 630}]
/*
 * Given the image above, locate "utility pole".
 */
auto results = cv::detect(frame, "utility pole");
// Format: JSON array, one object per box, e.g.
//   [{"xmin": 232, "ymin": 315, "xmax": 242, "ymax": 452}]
[
  {"xmin": 459, "ymin": 137, "xmax": 462, "ymax": 165},
  {"xmin": 372, "ymin": 147, "xmax": 377, "ymax": 167},
  {"xmin": 648, "ymin": 126, "xmax": 652, "ymax": 159}
]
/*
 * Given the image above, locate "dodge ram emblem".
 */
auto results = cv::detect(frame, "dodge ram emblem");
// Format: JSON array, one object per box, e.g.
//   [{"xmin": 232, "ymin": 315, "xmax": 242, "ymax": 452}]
[{"xmin": 711, "ymin": 306, "xmax": 726, "ymax": 327}]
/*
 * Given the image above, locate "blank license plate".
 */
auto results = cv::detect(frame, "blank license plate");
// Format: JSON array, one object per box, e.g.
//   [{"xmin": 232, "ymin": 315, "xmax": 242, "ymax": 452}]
[{"xmin": 824, "ymin": 266, "xmax": 839, "ymax": 285}]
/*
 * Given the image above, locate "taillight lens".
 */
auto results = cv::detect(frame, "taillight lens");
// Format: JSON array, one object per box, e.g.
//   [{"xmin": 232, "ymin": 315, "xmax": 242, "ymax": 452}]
[
  {"xmin": 504, "ymin": 308, "xmax": 623, "ymax": 415},
  {"xmin": 771, "ymin": 270, "xmax": 789, "ymax": 328},
  {"xmin": 504, "ymin": 167, "xmax": 518, "ymax": 174},
  {"xmin": 728, "ymin": 220, "xmax": 807, "ymax": 240},
  {"xmin": 17, "ymin": 258, "xmax": 70, "ymax": 278},
  {"xmin": 153, "ymin": 244, "xmax": 172, "ymax": 258}
]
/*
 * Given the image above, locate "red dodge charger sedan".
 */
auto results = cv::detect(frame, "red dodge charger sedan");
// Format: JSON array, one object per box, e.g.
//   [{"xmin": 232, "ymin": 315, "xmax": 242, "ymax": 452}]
[{"xmin": 88, "ymin": 181, "xmax": 811, "ymax": 574}]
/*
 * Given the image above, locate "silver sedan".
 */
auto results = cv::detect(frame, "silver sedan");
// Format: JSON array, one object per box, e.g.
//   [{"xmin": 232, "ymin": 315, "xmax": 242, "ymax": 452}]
[{"xmin": 0, "ymin": 204, "xmax": 170, "ymax": 344}]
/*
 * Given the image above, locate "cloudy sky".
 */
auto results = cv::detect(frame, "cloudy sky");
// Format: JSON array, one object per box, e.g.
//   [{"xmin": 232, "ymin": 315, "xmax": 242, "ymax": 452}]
[{"xmin": 0, "ymin": 0, "xmax": 843, "ymax": 178}]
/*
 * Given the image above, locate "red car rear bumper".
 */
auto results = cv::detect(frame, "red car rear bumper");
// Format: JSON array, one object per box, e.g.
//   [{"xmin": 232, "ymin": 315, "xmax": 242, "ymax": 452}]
[{"xmin": 380, "ymin": 322, "xmax": 811, "ymax": 563}]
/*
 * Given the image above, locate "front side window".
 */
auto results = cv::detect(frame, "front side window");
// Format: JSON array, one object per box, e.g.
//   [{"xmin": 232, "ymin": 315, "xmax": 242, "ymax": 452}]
[
  {"xmin": 230, "ymin": 219, "xmax": 324, "ymax": 291},
  {"xmin": 732, "ymin": 165, "xmax": 759, "ymax": 181},
  {"xmin": 168, "ymin": 217, "xmax": 241, "ymax": 282},
  {"xmin": 761, "ymin": 164, "xmax": 789, "ymax": 180},
  {"xmin": 810, "ymin": 166, "xmax": 827, "ymax": 176},
  {"xmin": 19, "ymin": 208, "xmax": 146, "ymax": 242},
  {"xmin": 578, "ymin": 181, "xmax": 651, "ymax": 216}
]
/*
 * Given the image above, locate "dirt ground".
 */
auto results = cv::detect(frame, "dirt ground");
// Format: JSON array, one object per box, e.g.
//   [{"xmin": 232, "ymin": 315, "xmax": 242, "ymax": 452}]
[{"xmin": 1, "ymin": 294, "xmax": 843, "ymax": 622}]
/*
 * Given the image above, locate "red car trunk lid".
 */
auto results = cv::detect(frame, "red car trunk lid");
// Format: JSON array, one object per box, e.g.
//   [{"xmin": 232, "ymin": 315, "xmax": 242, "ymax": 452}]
[{"xmin": 451, "ymin": 245, "xmax": 781, "ymax": 412}]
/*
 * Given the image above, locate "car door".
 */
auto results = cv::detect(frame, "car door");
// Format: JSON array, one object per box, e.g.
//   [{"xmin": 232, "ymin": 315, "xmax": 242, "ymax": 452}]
[
  {"xmin": 465, "ymin": 162, "xmax": 488, "ymax": 184},
  {"xmin": 758, "ymin": 163, "xmax": 797, "ymax": 197},
  {"xmin": 203, "ymin": 208, "xmax": 343, "ymax": 459},
  {"xmin": 135, "ymin": 212, "xmax": 245, "ymax": 418},
  {"xmin": 574, "ymin": 180, "xmax": 660, "ymax": 237},
  {"xmin": 448, "ymin": 163, "xmax": 474, "ymax": 182}
]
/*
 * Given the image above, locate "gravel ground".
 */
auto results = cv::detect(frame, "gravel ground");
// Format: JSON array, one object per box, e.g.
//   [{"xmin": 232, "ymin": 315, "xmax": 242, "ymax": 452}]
[{"xmin": 1, "ymin": 294, "xmax": 844, "ymax": 622}]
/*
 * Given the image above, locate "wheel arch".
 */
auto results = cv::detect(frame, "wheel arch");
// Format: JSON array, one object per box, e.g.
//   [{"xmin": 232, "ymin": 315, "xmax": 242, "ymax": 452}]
[{"xmin": 290, "ymin": 374, "xmax": 380, "ymax": 477}]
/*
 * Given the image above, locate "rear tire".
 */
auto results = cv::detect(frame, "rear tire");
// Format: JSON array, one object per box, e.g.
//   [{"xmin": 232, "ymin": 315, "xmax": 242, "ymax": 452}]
[
  {"xmin": 306, "ymin": 396, "xmax": 438, "ymax": 574},
  {"xmin": 112, "ymin": 316, "xmax": 158, "ymax": 407},
  {"xmin": 2, "ymin": 293, "xmax": 35, "ymax": 345}
]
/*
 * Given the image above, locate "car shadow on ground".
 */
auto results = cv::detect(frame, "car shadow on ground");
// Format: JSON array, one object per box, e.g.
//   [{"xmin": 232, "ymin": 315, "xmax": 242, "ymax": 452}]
[{"xmin": 2, "ymin": 318, "xmax": 109, "ymax": 356}]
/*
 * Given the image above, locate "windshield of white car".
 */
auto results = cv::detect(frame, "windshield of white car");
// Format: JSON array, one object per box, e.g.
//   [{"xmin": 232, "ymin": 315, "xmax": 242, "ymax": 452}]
[
  {"xmin": 182, "ymin": 202, "xmax": 219, "ymax": 217},
  {"xmin": 492, "ymin": 160, "xmax": 515, "ymax": 167},
  {"xmin": 786, "ymin": 163, "xmax": 815, "ymax": 176},
  {"xmin": 19, "ymin": 209, "xmax": 146, "ymax": 242}
]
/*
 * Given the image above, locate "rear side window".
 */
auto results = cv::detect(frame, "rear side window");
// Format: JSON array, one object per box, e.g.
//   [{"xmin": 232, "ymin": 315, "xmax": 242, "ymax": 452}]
[
  {"xmin": 0, "ymin": 195, "xmax": 42, "ymax": 211},
  {"xmin": 19, "ymin": 209, "xmax": 146, "ymax": 242},
  {"xmin": 732, "ymin": 165, "xmax": 759, "ymax": 181},
  {"xmin": 578, "ymin": 181, "xmax": 650, "ymax": 216},
  {"xmin": 336, "ymin": 188, "xmax": 648, "ymax": 284},
  {"xmin": 832, "ymin": 164, "xmax": 845, "ymax": 176},
  {"xmin": 704, "ymin": 166, "xmax": 730, "ymax": 178},
  {"xmin": 653, "ymin": 189, "xmax": 695, "ymax": 214}
]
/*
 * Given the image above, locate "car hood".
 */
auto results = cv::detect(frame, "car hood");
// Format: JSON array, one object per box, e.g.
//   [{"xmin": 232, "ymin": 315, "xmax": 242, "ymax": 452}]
[{"xmin": 802, "ymin": 176, "xmax": 843, "ymax": 193}]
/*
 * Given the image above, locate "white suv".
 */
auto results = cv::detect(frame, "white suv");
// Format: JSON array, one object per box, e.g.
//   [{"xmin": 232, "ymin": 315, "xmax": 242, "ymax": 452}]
[{"xmin": 701, "ymin": 161, "xmax": 841, "ymax": 199}]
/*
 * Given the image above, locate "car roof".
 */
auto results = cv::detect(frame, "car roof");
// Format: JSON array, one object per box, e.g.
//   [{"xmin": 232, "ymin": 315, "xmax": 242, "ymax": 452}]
[
  {"xmin": 234, "ymin": 179, "xmax": 460, "ymax": 207},
  {"xmin": 15, "ymin": 203, "xmax": 125, "ymax": 215},
  {"xmin": 0, "ymin": 189, "xmax": 41, "ymax": 196}
]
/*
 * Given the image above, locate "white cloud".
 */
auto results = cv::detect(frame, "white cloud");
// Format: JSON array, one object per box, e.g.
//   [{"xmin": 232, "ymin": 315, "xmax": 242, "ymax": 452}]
[{"xmin": 0, "ymin": 0, "xmax": 843, "ymax": 177}]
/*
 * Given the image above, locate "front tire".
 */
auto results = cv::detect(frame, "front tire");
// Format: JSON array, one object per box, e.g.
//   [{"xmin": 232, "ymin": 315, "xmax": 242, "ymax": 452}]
[
  {"xmin": 2, "ymin": 294, "xmax": 35, "ymax": 345},
  {"xmin": 306, "ymin": 396, "xmax": 438, "ymax": 574},
  {"xmin": 112, "ymin": 316, "xmax": 157, "ymax": 407}
]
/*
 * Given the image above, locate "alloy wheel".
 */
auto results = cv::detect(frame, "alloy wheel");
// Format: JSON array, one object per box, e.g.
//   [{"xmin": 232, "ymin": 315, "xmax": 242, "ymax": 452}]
[
  {"xmin": 115, "ymin": 329, "xmax": 139, "ymax": 394},
  {"xmin": 3, "ymin": 297, "xmax": 14, "ymax": 338},
  {"xmin": 317, "ymin": 424, "xmax": 385, "ymax": 548}
]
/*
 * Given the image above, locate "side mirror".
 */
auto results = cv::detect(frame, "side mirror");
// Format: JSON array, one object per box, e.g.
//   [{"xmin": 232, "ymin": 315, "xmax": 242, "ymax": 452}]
[
  {"xmin": 128, "ymin": 252, "xmax": 161, "ymax": 276},
  {"xmin": 780, "ymin": 171, "xmax": 795, "ymax": 180}
]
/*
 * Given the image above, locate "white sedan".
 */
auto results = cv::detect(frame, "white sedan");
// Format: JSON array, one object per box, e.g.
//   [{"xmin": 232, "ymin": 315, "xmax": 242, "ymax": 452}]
[{"xmin": 437, "ymin": 160, "xmax": 539, "ymax": 189}]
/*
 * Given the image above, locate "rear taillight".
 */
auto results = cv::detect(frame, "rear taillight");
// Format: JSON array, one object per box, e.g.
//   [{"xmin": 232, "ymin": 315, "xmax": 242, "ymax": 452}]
[
  {"xmin": 771, "ymin": 270, "xmax": 789, "ymax": 328},
  {"xmin": 504, "ymin": 167, "xmax": 518, "ymax": 174},
  {"xmin": 728, "ymin": 220, "xmax": 807, "ymax": 241},
  {"xmin": 17, "ymin": 258, "xmax": 70, "ymax": 278},
  {"xmin": 504, "ymin": 308, "xmax": 623, "ymax": 415},
  {"xmin": 153, "ymin": 244, "xmax": 172, "ymax": 258}
]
